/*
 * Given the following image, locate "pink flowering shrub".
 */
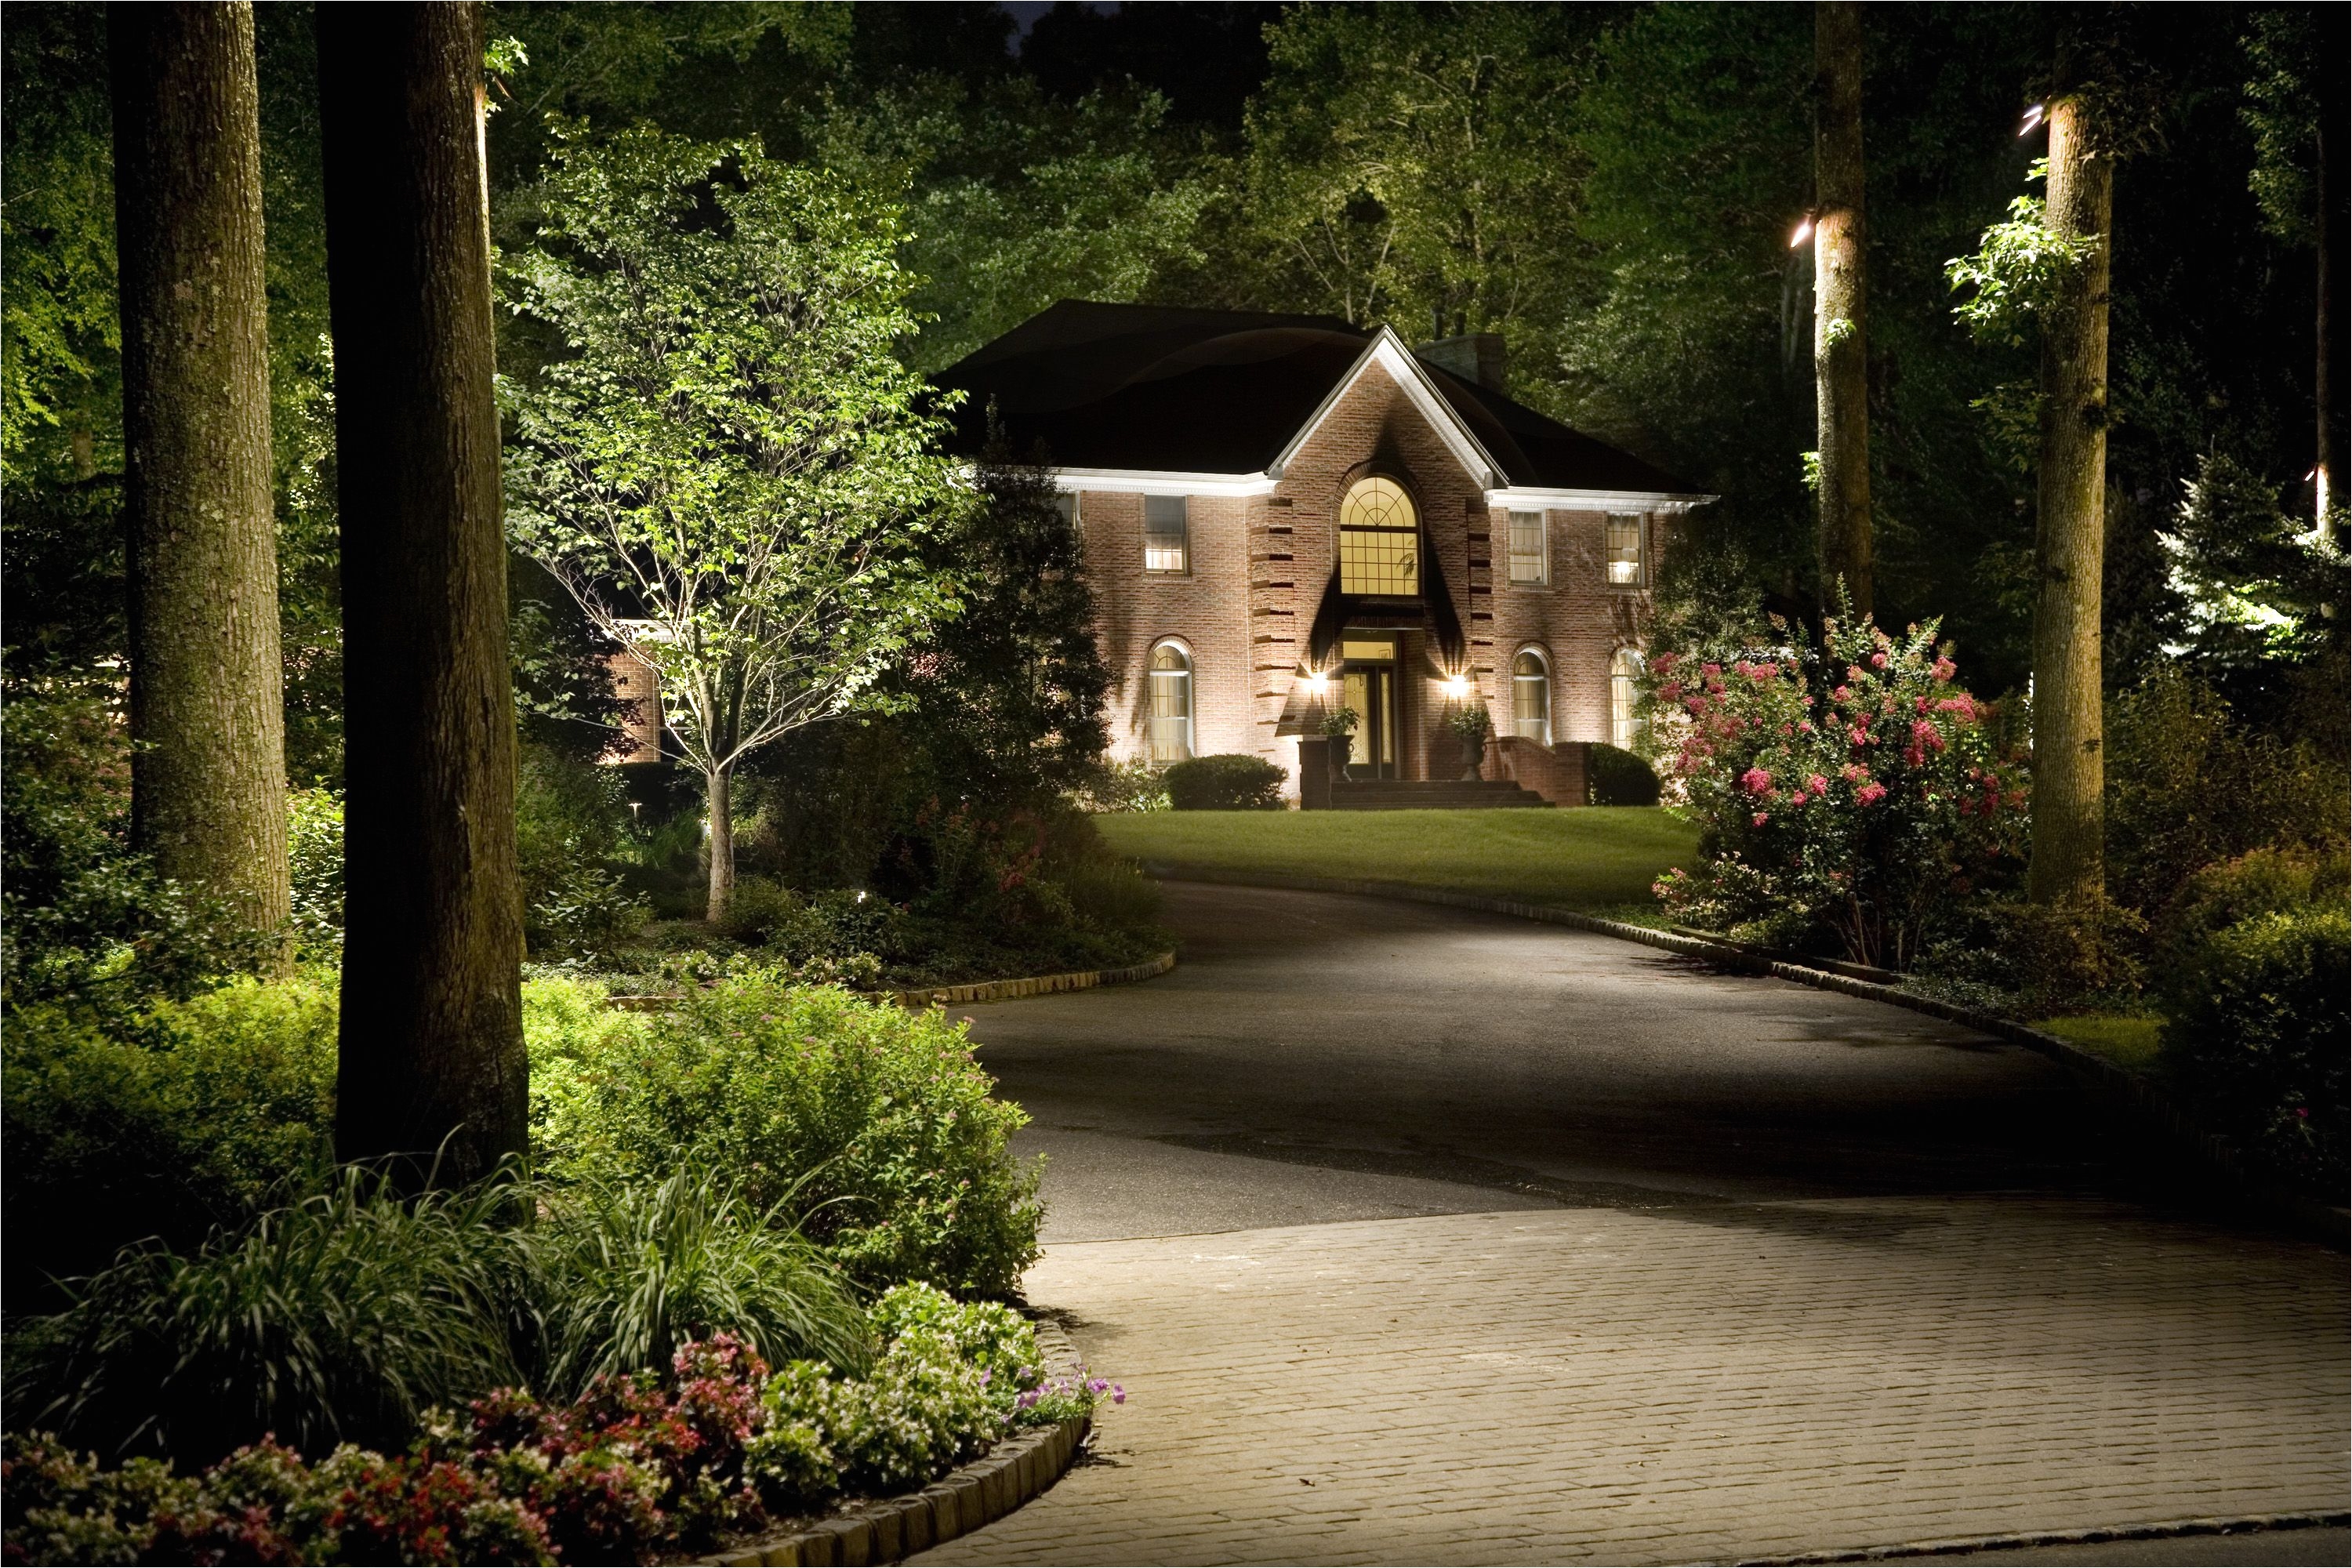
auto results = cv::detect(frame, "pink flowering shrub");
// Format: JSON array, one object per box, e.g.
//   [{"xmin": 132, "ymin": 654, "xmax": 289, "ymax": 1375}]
[{"xmin": 1645, "ymin": 609, "xmax": 2027, "ymax": 968}]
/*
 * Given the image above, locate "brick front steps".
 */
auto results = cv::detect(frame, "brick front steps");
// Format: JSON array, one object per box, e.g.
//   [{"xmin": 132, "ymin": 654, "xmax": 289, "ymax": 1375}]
[
  {"xmin": 702, "ymin": 1319, "xmax": 1096, "ymax": 1568},
  {"xmin": 1327, "ymin": 779, "xmax": 1551, "ymax": 809}
]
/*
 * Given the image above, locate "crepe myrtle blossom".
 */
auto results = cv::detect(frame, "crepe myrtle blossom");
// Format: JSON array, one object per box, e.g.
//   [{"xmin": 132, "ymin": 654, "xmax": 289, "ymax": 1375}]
[{"xmin": 1634, "ymin": 601, "xmax": 2026, "ymax": 970}]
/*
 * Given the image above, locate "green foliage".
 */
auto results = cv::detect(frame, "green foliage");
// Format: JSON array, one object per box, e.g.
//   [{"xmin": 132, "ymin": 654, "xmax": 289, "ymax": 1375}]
[
  {"xmin": 1646, "ymin": 604, "xmax": 2029, "ymax": 967},
  {"xmin": 515, "ymin": 746, "xmax": 648, "ymax": 960},
  {"xmin": 1162, "ymin": 753, "xmax": 1288, "ymax": 811},
  {"xmin": 9, "ymin": 1168, "xmax": 528, "ymax": 1467},
  {"xmin": 1585, "ymin": 744, "xmax": 1661, "ymax": 808},
  {"xmin": 2159, "ymin": 453, "xmax": 2347, "ymax": 673},
  {"xmin": 287, "ymin": 787, "xmax": 344, "ymax": 959},
  {"xmin": 1944, "ymin": 174, "xmax": 2101, "ymax": 347},
  {"xmin": 2103, "ymin": 666, "xmax": 2350, "ymax": 919},
  {"xmin": 501, "ymin": 125, "xmax": 965, "ymax": 809},
  {"xmin": 746, "ymin": 1282, "xmax": 1082, "ymax": 1507},
  {"xmin": 524, "ymin": 973, "xmax": 1042, "ymax": 1297},
  {"xmin": 2160, "ymin": 902, "xmax": 2349, "ymax": 1186},
  {"xmin": 1443, "ymin": 704, "xmax": 1492, "ymax": 742},
  {"xmin": 2241, "ymin": 9, "xmax": 2323, "ymax": 245},
  {"xmin": 1074, "ymin": 757, "xmax": 1171, "ymax": 813},
  {"xmin": 2, "ymin": 975, "xmax": 339, "ymax": 1309},
  {"xmin": 1915, "ymin": 895, "xmax": 2150, "ymax": 1014},
  {"xmin": 525, "ymin": 1161, "xmax": 869, "ymax": 1400},
  {"xmin": 2159, "ymin": 844, "xmax": 2350, "ymax": 975},
  {"xmin": 0, "ymin": 676, "xmax": 273, "ymax": 1012}
]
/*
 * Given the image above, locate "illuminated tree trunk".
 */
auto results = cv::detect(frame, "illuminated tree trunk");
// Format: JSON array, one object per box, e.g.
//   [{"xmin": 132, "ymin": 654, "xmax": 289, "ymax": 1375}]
[
  {"xmin": 704, "ymin": 765, "xmax": 736, "ymax": 924},
  {"xmin": 318, "ymin": 2, "xmax": 526, "ymax": 1186},
  {"xmin": 2317, "ymin": 113, "xmax": 2335, "ymax": 523},
  {"xmin": 1813, "ymin": 0, "xmax": 1873, "ymax": 615},
  {"xmin": 111, "ymin": 2, "xmax": 289, "ymax": 937},
  {"xmin": 2027, "ymin": 96, "xmax": 2111, "ymax": 907}
]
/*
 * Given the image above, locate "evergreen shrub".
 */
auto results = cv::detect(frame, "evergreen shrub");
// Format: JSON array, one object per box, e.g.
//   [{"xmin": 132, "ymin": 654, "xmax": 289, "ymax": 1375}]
[
  {"xmin": 1585, "ymin": 743, "xmax": 1661, "ymax": 806},
  {"xmin": 1162, "ymin": 753, "xmax": 1287, "ymax": 811}
]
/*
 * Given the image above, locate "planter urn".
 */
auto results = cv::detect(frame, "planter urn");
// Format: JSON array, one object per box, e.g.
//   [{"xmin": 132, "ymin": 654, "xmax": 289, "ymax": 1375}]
[{"xmin": 1460, "ymin": 731, "xmax": 1486, "ymax": 780}]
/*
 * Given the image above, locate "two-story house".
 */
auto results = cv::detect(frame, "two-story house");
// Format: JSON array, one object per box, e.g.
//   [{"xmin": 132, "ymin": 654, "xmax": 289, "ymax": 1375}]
[{"xmin": 935, "ymin": 301, "xmax": 1712, "ymax": 805}]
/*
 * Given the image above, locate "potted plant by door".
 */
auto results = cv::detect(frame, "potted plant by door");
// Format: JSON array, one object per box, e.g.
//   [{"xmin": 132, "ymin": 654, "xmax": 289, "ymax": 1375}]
[
  {"xmin": 1446, "ymin": 702, "xmax": 1491, "ymax": 780},
  {"xmin": 1321, "ymin": 706, "xmax": 1361, "ymax": 782}
]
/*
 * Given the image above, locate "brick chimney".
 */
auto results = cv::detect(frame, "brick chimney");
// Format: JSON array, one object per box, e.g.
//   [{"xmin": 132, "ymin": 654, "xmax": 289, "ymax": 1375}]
[{"xmin": 1415, "ymin": 332, "xmax": 1506, "ymax": 394}]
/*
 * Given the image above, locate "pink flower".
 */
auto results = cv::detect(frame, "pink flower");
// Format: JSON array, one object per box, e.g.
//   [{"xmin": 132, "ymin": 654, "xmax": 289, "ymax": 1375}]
[
  {"xmin": 1798, "ymin": 720, "xmax": 1815, "ymax": 733},
  {"xmin": 1915, "ymin": 695, "xmax": 1929, "ymax": 713},
  {"xmin": 1846, "ymin": 666, "xmax": 1866, "ymax": 681},
  {"xmin": 1870, "ymin": 652, "xmax": 1888, "ymax": 669},
  {"xmin": 1779, "ymin": 723, "xmax": 1794, "ymax": 736},
  {"xmin": 1740, "ymin": 766, "xmax": 1774, "ymax": 795},
  {"xmin": 1857, "ymin": 782, "xmax": 1887, "ymax": 806},
  {"xmin": 1800, "ymin": 695, "xmax": 1815, "ymax": 707},
  {"xmin": 1684, "ymin": 695, "xmax": 1708, "ymax": 714},
  {"xmin": 1751, "ymin": 811, "xmax": 1770, "ymax": 826},
  {"xmin": 1653, "ymin": 652, "xmax": 1679, "ymax": 671},
  {"xmin": 1831, "ymin": 685, "xmax": 1852, "ymax": 703},
  {"xmin": 1849, "ymin": 726, "xmax": 1870, "ymax": 746},
  {"xmin": 1910, "ymin": 719, "xmax": 1945, "ymax": 751},
  {"xmin": 1932, "ymin": 657, "xmax": 1956, "ymax": 682},
  {"xmin": 1659, "ymin": 681, "xmax": 1682, "ymax": 701},
  {"xmin": 1700, "ymin": 662, "xmax": 1722, "ymax": 678},
  {"xmin": 1788, "ymin": 790, "xmax": 1808, "ymax": 807},
  {"xmin": 1806, "ymin": 774, "xmax": 1829, "ymax": 794}
]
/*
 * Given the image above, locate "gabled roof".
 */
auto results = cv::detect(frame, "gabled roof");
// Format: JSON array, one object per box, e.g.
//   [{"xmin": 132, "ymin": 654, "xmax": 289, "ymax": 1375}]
[{"xmin": 934, "ymin": 299, "xmax": 1705, "ymax": 501}]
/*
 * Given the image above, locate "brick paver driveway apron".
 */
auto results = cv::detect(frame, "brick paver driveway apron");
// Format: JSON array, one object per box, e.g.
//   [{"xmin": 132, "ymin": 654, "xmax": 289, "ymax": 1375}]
[{"xmin": 916, "ymin": 884, "xmax": 2347, "ymax": 1566}]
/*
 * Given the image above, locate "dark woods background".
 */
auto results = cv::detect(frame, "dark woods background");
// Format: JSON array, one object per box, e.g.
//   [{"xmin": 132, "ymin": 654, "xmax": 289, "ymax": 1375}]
[{"xmin": 5, "ymin": 1, "xmax": 2344, "ymax": 920}]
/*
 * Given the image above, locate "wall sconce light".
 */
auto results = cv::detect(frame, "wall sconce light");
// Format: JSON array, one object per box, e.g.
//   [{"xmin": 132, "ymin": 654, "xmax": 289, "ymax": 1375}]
[
  {"xmin": 1303, "ymin": 669, "xmax": 1330, "ymax": 692},
  {"xmin": 1443, "ymin": 675, "xmax": 1470, "ymax": 699}
]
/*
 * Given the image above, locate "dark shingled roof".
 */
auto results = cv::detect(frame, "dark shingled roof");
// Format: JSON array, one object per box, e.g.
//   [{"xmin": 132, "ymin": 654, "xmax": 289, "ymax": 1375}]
[{"xmin": 934, "ymin": 299, "xmax": 1700, "ymax": 496}]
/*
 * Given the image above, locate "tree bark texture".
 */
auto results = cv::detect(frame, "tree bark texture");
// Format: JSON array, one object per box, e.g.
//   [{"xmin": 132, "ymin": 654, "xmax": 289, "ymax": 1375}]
[
  {"xmin": 704, "ymin": 768, "xmax": 735, "ymax": 924},
  {"xmin": 318, "ymin": 2, "xmax": 525, "ymax": 1186},
  {"xmin": 2027, "ymin": 96, "xmax": 2111, "ymax": 907},
  {"xmin": 1813, "ymin": 0, "xmax": 1873, "ymax": 616},
  {"xmin": 2316, "ymin": 111, "xmax": 2334, "ymax": 523},
  {"xmin": 110, "ymin": 2, "xmax": 289, "ymax": 935}
]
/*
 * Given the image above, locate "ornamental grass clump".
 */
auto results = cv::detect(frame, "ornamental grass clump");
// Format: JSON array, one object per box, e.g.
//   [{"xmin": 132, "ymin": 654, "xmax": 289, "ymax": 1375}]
[{"xmin": 1645, "ymin": 605, "xmax": 2027, "ymax": 969}]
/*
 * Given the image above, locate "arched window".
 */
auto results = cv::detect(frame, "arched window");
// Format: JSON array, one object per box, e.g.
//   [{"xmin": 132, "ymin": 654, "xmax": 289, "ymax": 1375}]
[
  {"xmin": 1512, "ymin": 648, "xmax": 1552, "ymax": 746},
  {"xmin": 1610, "ymin": 648, "xmax": 1645, "ymax": 750},
  {"xmin": 1147, "ymin": 641, "xmax": 1194, "ymax": 763},
  {"xmin": 1339, "ymin": 477, "xmax": 1420, "ymax": 595}
]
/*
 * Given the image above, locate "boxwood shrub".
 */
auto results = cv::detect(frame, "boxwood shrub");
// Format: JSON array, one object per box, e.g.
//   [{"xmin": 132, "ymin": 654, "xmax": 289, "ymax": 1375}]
[
  {"xmin": 1162, "ymin": 753, "xmax": 1287, "ymax": 811},
  {"xmin": 1584, "ymin": 742, "xmax": 1661, "ymax": 806}
]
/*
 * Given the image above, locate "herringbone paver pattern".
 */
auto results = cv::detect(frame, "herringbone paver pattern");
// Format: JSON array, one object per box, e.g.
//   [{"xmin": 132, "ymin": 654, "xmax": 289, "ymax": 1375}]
[{"xmin": 921, "ymin": 1199, "xmax": 2347, "ymax": 1566}]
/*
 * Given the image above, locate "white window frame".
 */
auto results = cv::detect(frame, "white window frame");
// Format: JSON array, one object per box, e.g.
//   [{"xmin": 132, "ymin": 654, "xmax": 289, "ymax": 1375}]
[
  {"xmin": 1610, "ymin": 647, "xmax": 1645, "ymax": 750},
  {"xmin": 1144, "ymin": 494, "xmax": 1190, "ymax": 575},
  {"xmin": 1606, "ymin": 512, "xmax": 1648, "ymax": 588},
  {"xmin": 1146, "ymin": 638, "xmax": 1195, "ymax": 763},
  {"xmin": 1512, "ymin": 646, "xmax": 1552, "ymax": 746},
  {"xmin": 1507, "ymin": 510, "xmax": 1548, "ymax": 586}
]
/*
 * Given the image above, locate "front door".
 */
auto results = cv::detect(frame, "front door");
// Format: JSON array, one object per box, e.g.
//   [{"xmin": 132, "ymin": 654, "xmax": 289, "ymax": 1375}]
[{"xmin": 1340, "ymin": 665, "xmax": 1398, "ymax": 779}]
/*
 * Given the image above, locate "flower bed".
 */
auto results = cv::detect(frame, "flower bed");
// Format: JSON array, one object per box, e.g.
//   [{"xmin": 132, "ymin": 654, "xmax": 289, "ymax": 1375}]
[{"xmin": 2, "ymin": 1287, "xmax": 1121, "ymax": 1566}]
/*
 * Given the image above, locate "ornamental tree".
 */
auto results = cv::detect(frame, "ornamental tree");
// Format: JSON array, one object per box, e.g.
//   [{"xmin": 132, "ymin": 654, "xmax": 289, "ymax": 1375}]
[
  {"xmin": 503, "ymin": 126, "xmax": 964, "ymax": 921},
  {"xmin": 1644, "ymin": 607, "xmax": 2027, "ymax": 969}
]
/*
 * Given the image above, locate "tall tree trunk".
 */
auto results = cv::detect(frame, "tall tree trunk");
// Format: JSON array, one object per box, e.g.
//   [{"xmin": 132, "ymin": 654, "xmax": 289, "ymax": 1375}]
[
  {"xmin": 318, "ymin": 2, "xmax": 525, "ymax": 1187},
  {"xmin": 704, "ymin": 765, "xmax": 736, "ymax": 924},
  {"xmin": 2316, "ymin": 110, "xmax": 2334, "ymax": 524},
  {"xmin": 2027, "ymin": 96, "xmax": 2111, "ymax": 907},
  {"xmin": 1813, "ymin": 0, "xmax": 1873, "ymax": 616},
  {"xmin": 110, "ymin": 2, "xmax": 289, "ymax": 937}
]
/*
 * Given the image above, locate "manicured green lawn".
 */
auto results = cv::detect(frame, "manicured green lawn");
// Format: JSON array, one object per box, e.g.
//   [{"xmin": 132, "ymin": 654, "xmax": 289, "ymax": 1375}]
[
  {"xmin": 1094, "ymin": 807, "xmax": 1697, "ymax": 922},
  {"xmin": 2031, "ymin": 1012, "xmax": 2167, "ymax": 1077}
]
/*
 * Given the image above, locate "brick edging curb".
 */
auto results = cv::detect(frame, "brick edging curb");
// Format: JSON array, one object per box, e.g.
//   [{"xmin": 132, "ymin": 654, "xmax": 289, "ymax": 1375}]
[
  {"xmin": 1141, "ymin": 862, "xmax": 2350, "ymax": 1250},
  {"xmin": 884, "ymin": 949, "xmax": 1176, "ymax": 1010},
  {"xmin": 1730, "ymin": 1508, "xmax": 2350, "ymax": 1565},
  {"xmin": 702, "ymin": 1319, "xmax": 1095, "ymax": 1567}
]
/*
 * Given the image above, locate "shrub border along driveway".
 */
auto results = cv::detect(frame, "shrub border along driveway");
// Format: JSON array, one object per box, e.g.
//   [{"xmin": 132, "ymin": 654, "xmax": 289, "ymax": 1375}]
[
  {"xmin": 705, "ymin": 1319, "xmax": 1097, "ymax": 1567},
  {"xmin": 1138, "ymin": 862, "xmax": 2349, "ymax": 1251}
]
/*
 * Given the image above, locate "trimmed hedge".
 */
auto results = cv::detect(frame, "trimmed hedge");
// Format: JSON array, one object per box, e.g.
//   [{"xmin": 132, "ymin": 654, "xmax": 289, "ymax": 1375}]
[
  {"xmin": 1162, "ymin": 753, "xmax": 1287, "ymax": 811},
  {"xmin": 1585, "ymin": 742, "xmax": 1661, "ymax": 806}
]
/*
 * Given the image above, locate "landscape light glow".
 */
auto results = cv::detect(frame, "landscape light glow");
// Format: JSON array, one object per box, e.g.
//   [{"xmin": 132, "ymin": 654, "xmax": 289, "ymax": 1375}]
[
  {"xmin": 1790, "ymin": 216, "xmax": 1813, "ymax": 249},
  {"xmin": 2020, "ymin": 103, "xmax": 2045, "ymax": 136}
]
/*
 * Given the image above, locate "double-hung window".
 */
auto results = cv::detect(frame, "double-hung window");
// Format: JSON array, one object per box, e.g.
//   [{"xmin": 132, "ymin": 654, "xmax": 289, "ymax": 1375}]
[
  {"xmin": 1507, "ymin": 510, "xmax": 1548, "ymax": 586},
  {"xmin": 1606, "ymin": 512, "xmax": 1647, "ymax": 587},
  {"xmin": 1144, "ymin": 495, "xmax": 1189, "ymax": 573}
]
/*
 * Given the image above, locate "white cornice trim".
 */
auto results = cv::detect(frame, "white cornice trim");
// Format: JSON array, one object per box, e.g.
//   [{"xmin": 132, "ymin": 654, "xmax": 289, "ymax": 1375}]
[
  {"xmin": 1486, "ymin": 486, "xmax": 1719, "ymax": 511},
  {"xmin": 1050, "ymin": 467, "xmax": 1278, "ymax": 498},
  {"xmin": 1266, "ymin": 328, "xmax": 1504, "ymax": 491}
]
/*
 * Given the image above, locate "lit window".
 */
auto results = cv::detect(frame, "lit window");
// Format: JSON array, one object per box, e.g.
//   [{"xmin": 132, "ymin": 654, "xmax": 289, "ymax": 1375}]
[
  {"xmin": 1148, "ymin": 641, "xmax": 1194, "ymax": 762},
  {"xmin": 1054, "ymin": 493, "xmax": 1080, "ymax": 529},
  {"xmin": 1508, "ymin": 510, "xmax": 1547, "ymax": 585},
  {"xmin": 1512, "ymin": 648, "xmax": 1551, "ymax": 745},
  {"xmin": 1606, "ymin": 513, "xmax": 1647, "ymax": 586},
  {"xmin": 1145, "ymin": 495, "xmax": 1189, "ymax": 573},
  {"xmin": 1610, "ymin": 648, "xmax": 1645, "ymax": 750},
  {"xmin": 1339, "ymin": 477, "xmax": 1419, "ymax": 595}
]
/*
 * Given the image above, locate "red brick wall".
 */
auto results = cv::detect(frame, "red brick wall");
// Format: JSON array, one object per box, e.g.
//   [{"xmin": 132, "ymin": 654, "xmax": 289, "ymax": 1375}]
[{"xmin": 1076, "ymin": 357, "xmax": 1661, "ymax": 795}]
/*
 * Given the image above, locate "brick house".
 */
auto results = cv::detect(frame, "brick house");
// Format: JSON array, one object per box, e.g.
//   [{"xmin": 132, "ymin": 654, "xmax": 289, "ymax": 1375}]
[{"xmin": 935, "ymin": 301, "xmax": 1712, "ymax": 805}]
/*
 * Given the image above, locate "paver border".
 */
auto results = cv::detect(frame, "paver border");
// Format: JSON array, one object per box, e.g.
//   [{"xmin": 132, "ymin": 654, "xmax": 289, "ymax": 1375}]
[
  {"xmin": 1731, "ymin": 1508, "xmax": 2350, "ymax": 1565},
  {"xmin": 700, "ymin": 1319, "xmax": 1096, "ymax": 1567},
  {"xmin": 1140, "ymin": 862, "xmax": 2349, "ymax": 1250},
  {"xmin": 611, "ymin": 950, "xmax": 1176, "ymax": 1015}
]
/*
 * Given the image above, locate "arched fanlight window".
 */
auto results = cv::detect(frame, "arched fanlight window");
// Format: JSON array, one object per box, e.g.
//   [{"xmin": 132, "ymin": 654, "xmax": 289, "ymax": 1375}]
[
  {"xmin": 1512, "ymin": 648, "xmax": 1552, "ymax": 746},
  {"xmin": 1147, "ymin": 641, "xmax": 1194, "ymax": 763},
  {"xmin": 1610, "ymin": 648, "xmax": 1645, "ymax": 750},
  {"xmin": 1338, "ymin": 477, "xmax": 1420, "ymax": 595}
]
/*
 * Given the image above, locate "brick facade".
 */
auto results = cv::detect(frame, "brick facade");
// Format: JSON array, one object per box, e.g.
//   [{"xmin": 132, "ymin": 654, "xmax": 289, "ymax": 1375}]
[{"xmin": 1076, "ymin": 360, "xmax": 1665, "ymax": 799}]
